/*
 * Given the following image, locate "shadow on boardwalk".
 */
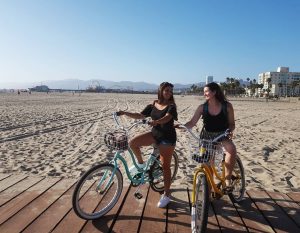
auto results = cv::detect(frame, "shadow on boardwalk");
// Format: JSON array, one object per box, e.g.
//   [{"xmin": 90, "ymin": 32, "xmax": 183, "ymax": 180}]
[{"xmin": 0, "ymin": 174, "xmax": 299, "ymax": 233}]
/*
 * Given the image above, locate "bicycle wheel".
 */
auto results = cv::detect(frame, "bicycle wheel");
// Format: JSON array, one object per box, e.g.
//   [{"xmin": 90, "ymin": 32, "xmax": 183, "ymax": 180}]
[
  {"xmin": 72, "ymin": 163, "xmax": 123, "ymax": 220},
  {"xmin": 191, "ymin": 174, "xmax": 209, "ymax": 233},
  {"xmin": 228, "ymin": 156, "xmax": 245, "ymax": 203},
  {"xmin": 149, "ymin": 151, "xmax": 179, "ymax": 192}
]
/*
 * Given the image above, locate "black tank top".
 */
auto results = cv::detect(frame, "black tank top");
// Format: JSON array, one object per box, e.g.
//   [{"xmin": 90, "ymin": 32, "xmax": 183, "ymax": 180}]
[{"xmin": 203, "ymin": 103, "xmax": 228, "ymax": 132}]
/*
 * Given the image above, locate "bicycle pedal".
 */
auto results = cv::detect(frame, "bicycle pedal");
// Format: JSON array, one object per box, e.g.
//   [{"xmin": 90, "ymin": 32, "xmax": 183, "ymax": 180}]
[
  {"xmin": 133, "ymin": 172, "xmax": 143, "ymax": 179},
  {"xmin": 134, "ymin": 192, "xmax": 143, "ymax": 199}
]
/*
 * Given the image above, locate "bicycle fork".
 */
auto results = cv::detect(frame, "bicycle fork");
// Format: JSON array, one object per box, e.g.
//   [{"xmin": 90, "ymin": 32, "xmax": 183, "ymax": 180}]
[{"xmin": 133, "ymin": 154, "xmax": 156, "ymax": 200}]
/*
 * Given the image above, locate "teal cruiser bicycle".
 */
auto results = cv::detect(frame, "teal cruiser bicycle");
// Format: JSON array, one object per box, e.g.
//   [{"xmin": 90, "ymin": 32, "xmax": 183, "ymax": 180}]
[{"xmin": 72, "ymin": 112, "xmax": 179, "ymax": 220}]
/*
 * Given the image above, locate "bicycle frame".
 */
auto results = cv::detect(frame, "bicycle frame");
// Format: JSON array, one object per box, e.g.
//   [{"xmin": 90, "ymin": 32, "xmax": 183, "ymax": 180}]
[
  {"xmin": 99, "ymin": 113, "xmax": 162, "ymax": 190},
  {"xmin": 114, "ymin": 147, "xmax": 158, "ymax": 181},
  {"xmin": 191, "ymin": 161, "xmax": 226, "ymax": 203},
  {"xmin": 177, "ymin": 124, "xmax": 230, "ymax": 204},
  {"xmin": 96, "ymin": 146, "xmax": 159, "ymax": 192}
]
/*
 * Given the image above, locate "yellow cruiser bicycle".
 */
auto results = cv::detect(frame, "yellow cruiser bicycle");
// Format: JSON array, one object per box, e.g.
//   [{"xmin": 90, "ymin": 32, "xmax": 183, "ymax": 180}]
[{"xmin": 179, "ymin": 125, "xmax": 245, "ymax": 233}]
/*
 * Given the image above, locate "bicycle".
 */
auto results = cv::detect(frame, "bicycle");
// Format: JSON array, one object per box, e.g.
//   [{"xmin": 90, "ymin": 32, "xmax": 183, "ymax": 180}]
[
  {"xmin": 178, "ymin": 125, "xmax": 245, "ymax": 233},
  {"xmin": 72, "ymin": 112, "xmax": 179, "ymax": 220}
]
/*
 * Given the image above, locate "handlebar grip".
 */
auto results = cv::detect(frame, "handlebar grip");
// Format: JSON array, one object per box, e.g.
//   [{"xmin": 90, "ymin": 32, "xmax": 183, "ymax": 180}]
[{"xmin": 142, "ymin": 119, "xmax": 151, "ymax": 125}]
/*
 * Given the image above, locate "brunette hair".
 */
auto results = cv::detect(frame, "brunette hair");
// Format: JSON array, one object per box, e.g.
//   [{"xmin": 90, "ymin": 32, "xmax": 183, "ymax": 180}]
[
  {"xmin": 157, "ymin": 82, "xmax": 175, "ymax": 104},
  {"xmin": 205, "ymin": 82, "xmax": 227, "ymax": 103}
]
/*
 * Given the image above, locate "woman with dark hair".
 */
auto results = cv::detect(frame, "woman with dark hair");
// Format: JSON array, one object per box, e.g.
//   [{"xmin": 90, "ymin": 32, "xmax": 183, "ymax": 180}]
[
  {"xmin": 117, "ymin": 81, "xmax": 177, "ymax": 207},
  {"xmin": 185, "ymin": 82, "xmax": 236, "ymax": 192}
]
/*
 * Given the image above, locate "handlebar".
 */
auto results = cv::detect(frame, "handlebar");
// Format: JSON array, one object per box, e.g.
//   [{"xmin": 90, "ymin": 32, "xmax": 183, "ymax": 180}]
[
  {"xmin": 113, "ymin": 112, "xmax": 150, "ymax": 132},
  {"xmin": 175, "ymin": 124, "xmax": 200, "ymax": 141},
  {"xmin": 176, "ymin": 123, "xmax": 231, "ymax": 142}
]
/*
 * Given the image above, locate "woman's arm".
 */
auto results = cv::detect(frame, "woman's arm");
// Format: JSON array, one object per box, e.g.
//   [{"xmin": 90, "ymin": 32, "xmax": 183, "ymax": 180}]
[
  {"xmin": 184, "ymin": 105, "xmax": 203, "ymax": 128},
  {"xmin": 117, "ymin": 111, "xmax": 145, "ymax": 120},
  {"xmin": 227, "ymin": 102, "xmax": 235, "ymax": 132}
]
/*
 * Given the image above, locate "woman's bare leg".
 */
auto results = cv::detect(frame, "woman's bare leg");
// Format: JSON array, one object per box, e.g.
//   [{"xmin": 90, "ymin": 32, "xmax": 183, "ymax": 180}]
[
  {"xmin": 222, "ymin": 139, "xmax": 237, "ymax": 186},
  {"xmin": 129, "ymin": 132, "xmax": 155, "ymax": 164},
  {"xmin": 158, "ymin": 145, "xmax": 175, "ymax": 196}
]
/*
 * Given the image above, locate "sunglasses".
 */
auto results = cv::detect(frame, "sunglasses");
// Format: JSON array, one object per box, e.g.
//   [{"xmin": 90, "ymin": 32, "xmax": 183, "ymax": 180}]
[{"xmin": 161, "ymin": 82, "xmax": 174, "ymax": 88}]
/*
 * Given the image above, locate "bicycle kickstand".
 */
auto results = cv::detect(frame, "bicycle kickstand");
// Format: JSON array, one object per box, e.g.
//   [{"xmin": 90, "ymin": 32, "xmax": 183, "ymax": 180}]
[{"xmin": 134, "ymin": 185, "xmax": 144, "ymax": 199}]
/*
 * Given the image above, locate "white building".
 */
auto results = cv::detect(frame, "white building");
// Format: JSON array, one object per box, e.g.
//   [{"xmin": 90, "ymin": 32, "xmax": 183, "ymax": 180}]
[
  {"xmin": 206, "ymin": 76, "xmax": 213, "ymax": 84},
  {"xmin": 258, "ymin": 67, "xmax": 300, "ymax": 96}
]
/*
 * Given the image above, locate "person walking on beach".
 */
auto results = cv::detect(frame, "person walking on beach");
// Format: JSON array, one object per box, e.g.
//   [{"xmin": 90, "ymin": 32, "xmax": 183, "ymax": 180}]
[
  {"xmin": 184, "ymin": 82, "xmax": 236, "ymax": 192},
  {"xmin": 117, "ymin": 82, "xmax": 177, "ymax": 208}
]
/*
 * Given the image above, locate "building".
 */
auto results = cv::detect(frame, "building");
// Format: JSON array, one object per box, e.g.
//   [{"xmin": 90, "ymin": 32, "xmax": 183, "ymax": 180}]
[
  {"xmin": 206, "ymin": 76, "xmax": 213, "ymax": 84},
  {"xmin": 258, "ymin": 67, "xmax": 300, "ymax": 97},
  {"xmin": 29, "ymin": 85, "xmax": 50, "ymax": 92}
]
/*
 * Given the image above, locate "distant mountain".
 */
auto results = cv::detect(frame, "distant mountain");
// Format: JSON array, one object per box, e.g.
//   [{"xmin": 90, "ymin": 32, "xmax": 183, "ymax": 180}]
[{"xmin": 0, "ymin": 79, "xmax": 205, "ymax": 91}]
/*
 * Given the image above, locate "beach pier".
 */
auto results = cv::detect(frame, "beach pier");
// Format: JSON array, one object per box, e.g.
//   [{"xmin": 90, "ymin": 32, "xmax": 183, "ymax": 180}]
[{"xmin": 0, "ymin": 174, "xmax": 299, "ymax": 233}]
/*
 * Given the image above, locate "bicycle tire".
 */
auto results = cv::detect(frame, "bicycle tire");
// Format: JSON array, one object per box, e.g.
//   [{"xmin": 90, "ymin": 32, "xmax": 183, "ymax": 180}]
[
  {"xmin": 191, "ymin": 174, "xmax": 209, "ymax": 233},
  {"xmin": 72, "ymin": 163, "xmax": 123, "ymax": 220},
  {"xmin": 228, "ymin": 155, "xmax": 245, "ymax": 203},
  {"xmin": 149, "ymin": 151, "xmax": 179, "ymax": 192}
]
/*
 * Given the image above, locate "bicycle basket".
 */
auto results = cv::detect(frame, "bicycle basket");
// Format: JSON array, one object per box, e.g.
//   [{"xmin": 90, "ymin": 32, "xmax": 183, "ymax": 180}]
[
  {"xmin": 190, "ymin": 139, "xmax": 223, "ymax": 163},
  {"xmin": 104, "ymin": 130, "xmax": 128, "ymax": 151}
]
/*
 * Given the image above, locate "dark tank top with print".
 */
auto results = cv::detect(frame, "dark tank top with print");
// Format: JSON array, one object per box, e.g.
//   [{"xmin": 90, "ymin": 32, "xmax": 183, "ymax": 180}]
[{"xmin": 141, "ymin": 103, "xmax": 177, "ymax": 143}]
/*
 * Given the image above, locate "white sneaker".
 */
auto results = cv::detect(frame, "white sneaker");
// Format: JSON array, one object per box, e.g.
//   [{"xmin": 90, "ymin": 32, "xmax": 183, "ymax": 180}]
[
  {"xmin": 129, "ymin": 163, "xmax": 145, "ymax": 176},
  {"xmin": 157, "ymin": 194, "xmax": 171, "ymax": 208}
]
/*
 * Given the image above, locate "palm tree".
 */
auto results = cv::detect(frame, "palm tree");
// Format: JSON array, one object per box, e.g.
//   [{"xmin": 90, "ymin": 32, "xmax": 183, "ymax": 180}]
[
  {"xmin": 246, "ymin": 78, "xmax": 250, "ymax": 87},
  {"xmin": 266, "ymin": 78, "xmax": 272, "ymax": 97},
  {"xmin": 190, "ymin": 84, "xmax": 197, "ymax": 93}
]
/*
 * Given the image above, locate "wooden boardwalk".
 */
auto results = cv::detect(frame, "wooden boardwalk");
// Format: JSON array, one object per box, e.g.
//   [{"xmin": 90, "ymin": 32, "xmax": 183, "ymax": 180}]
[{"xmin": 0, "ymin": 173, "xmax": 299, "ymax": 233}]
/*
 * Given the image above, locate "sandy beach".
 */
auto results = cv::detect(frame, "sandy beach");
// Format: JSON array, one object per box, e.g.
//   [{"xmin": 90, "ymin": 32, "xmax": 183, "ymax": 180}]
[{"xmin": 0, "ymin": 92, "xmax": 299, "ymax": 193}]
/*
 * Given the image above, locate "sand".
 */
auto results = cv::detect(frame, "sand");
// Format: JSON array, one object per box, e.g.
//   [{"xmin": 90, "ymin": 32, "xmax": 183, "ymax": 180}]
[{"xmin": 0, "ymin": 92, "xmax": 299, "ymax": 193}]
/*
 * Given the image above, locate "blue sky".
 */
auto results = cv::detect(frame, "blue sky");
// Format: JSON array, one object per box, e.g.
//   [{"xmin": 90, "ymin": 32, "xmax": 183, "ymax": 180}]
[{"xmin": 1, "ymin": 0, "xmax": 299, "ymax": 85}]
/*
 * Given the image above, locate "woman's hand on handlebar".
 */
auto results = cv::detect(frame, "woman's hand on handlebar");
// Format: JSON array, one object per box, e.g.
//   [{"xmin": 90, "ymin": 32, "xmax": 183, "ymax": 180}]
[
  {"xmin": 116, "ymin": 111, "xmax": 125, "ymax": 116},
  {"xmin": 225, "ymin": 128, "xmax": 234, "ymax": 139},
  {"xmin": 174, "ymin": 123, "xmax": 190, "ymax": 130},
  {"xmin": 174, "ymin": 123, "xmax": 183, "ymax": 129}
]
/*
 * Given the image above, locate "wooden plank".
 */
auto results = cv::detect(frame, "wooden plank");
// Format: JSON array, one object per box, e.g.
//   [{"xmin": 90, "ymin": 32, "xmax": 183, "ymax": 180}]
[
  {"xmin": 139, "ymin": 188, "xmax": 167, "ymax": 233},
  {"xmin": 167, "ymin": 187, "xmax": 192, "ymax": 233},
  {"xmin": 0, "ymin": 179, "xmax": 74, "ymax": 233},
  {"xmin": 80, "ymin": 185, "xmax": 131, "ymax": 233},
  {"xmin": 1, "ymin": 173, "xmax": 298, "ymax": 233},
  {"xmin": 43, "ymin": 177, "xmax": 96, "ymax": 232},
  {"xmin": 0, "ymin": 174, "xmax": 28, "ymax": 193},
  {"xmin": 111, "ymin": 184, "xmax": 149, "ymax": 233},
  {"xmin": 53, "ymin": 185, "xmax": 130, "ymax": 233},
  {"xmin": 211, "ymin": 195, "xmax": 247, "ymax": 232},
  {"xmin": 0, "ymin": 173, "xmax": 11, "ymax": 181},
  {"xmin": 267, "ymin": 191, "xmax": 300, "ymax": 228},
  {"xmin": 207, "ymin": 202, "xmax": 222, "ymax": 232},
  {"xmin": 247, "ymin": 190, "xmax": 300, "ymax": 233},
  {"xmin": 50, "ymin": 181, "xmax": 97, "ymax": 233},
  {"xmin": 0, "ymin": 177, "xmax": 60, "ymax": 225},
  {"xmin": 0, "ymin": 176, "xmax": 43, "ymax": 207},
  {"xmin": 287, "ymin": 192, "xmax": 300, "ymax": 204},
  {"xmin": 22, "ymin": 179, "xmax": 77, "ymax": 233},
  {"xmin": 233, "ymin": 192, "xmax": 274, "ymax": 233}
]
